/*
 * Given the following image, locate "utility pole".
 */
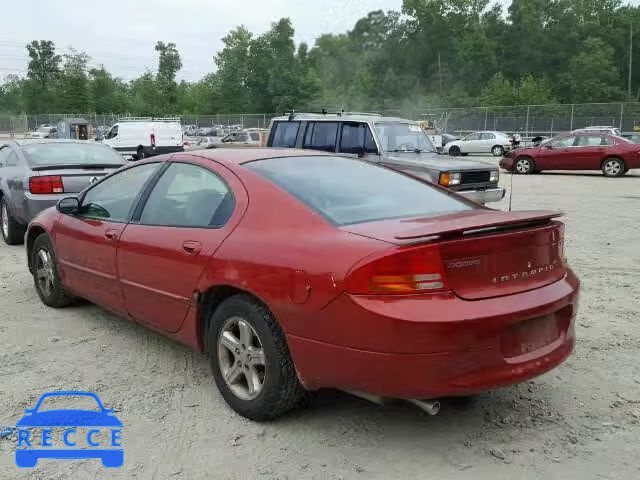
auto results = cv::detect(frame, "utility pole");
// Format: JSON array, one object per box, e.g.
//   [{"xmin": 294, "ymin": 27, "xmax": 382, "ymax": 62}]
[
  {"xmin": 629, "ymin": 22, "xmax": 633, "ymax": 98},
  {"xmin": 438, "ymin": 51, "xmax": 443, "ymax": 98}
]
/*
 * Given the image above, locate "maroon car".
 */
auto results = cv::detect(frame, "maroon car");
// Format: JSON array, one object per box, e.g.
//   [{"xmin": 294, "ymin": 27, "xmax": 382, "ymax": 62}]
[{"xmin": 500, "ymin": 132, "xmax": 640, "ymax": 176}]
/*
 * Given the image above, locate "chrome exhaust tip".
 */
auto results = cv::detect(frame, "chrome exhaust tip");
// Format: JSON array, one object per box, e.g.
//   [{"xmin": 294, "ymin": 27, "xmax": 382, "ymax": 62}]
[{"xmin": 406, "ymin": 398, "xmax": 441, "ymax": 416}]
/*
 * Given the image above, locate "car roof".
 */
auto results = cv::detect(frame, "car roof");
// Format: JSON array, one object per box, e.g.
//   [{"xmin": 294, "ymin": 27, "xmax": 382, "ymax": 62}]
[
  {"xmin": 181, "ymin": 148, "xmax": 331, "ymax": 166},
  {"xmin": 270, "ymin": 113, "xmax": 418, "ymax": 124}
]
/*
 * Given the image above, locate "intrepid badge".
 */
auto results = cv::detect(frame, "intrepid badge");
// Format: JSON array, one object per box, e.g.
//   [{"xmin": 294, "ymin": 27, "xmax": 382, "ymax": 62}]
[{"xmin": 491, "ymin": 260, "xmax": 558, "ymax": 284}]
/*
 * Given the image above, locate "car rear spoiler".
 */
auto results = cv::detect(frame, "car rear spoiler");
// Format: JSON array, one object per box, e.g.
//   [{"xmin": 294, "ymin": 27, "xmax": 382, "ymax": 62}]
[
  {"xmin": 394, "ymin": 210, "xmax": 563, "ymax": 240},
  {"xmin": 30, "ymin": 164, "xmax": 124, "ymax": 171}
]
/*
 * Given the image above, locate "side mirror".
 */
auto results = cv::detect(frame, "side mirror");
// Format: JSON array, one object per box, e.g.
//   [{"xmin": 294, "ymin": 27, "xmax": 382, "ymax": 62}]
[
  {"xmin": 57, "ymin": 197, "xmax": 79, "ymax": 215},
  {"xmin": 544, "ymin": 145, "xmax": 553, "ymax": 149}
]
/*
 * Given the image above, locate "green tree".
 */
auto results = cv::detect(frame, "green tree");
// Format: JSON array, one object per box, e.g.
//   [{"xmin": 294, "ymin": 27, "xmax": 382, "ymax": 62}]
[
  {"xmin": 215, "ymin": 26, "xmax": 252, "ymax": 112},
  {"xmin": 58, "ymin": 49, "xmax": 91, "ymax": 112},
  {"xmin": 25, "ymin": 40, "xmax": 61, "ymax": 112},
  {"xmin": 480, "ymin": 72, "xmax": 516, "ymax": 105},
  {"xmin": 561, "ymin": 37, "xmax": 625, "ymax": 102},
  {"xmin": 0, "ymin": 75, "xmax": 25, "ymax": 113}
]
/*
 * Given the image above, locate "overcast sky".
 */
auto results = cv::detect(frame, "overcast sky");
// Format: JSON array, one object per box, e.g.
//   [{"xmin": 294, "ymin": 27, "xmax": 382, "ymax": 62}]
[{"xmin": 0, "ymin": 0, "xmax": 410, "ymax": 82}]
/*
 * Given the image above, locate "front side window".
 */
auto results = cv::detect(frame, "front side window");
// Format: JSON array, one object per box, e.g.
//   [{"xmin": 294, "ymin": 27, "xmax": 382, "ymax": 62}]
[
  {"xmin": 465, "ymin": 133, "xmax": 481, "ymax": 141},
  {"xmin": 303, "ymin": 122, "xmax": 339, "ymax": 152},
  {"xmin": 549, "ymin": 136, "xmax": 576, "ymax": 148},
  {"xmin": 79, "ymin": 163, "xmax": 159, "ymax": 222},
  {"xmin": 250, "ymin": 132, "xmax": 260, "ymax": 141},
  {"xmin": 270, "ymin": 121, "xmax": 300, "ymax": 148},
  {"xmin": 139, "ymin": 163, "xmax": 234, "ymax": 228},
  {"xmin": 105, "ymin": 125, "xmax": 118, "ymax": 139},
  {"xmin": 374, "ymin": 123, "xmax": 437, "ymax": 153},
  {"xmin": 245, "ymin": 156, "xmax": 473, "ymax": 226},
  {"xmin": 339, "ymin": 123, "xmax": 378, "ymax": 154}
]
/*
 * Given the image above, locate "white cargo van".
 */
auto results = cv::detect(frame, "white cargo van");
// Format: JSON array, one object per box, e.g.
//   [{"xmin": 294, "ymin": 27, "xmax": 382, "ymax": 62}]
[{"xmin": 102, "ymin": 117, "xmax": 184, "ymax": 159}]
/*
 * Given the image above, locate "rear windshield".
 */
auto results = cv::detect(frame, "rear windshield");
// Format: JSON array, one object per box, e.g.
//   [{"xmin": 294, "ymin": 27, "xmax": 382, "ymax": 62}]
[
  {"xmin": 22, "ymin": 143, "xmax": 125, "ymax": 167},
  {"xmin": 244, "ymin": 156, "xmax": 474, "ymax": 225}
]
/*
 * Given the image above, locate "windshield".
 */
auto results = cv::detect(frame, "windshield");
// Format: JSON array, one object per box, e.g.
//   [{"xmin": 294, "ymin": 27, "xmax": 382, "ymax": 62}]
[
  {"xmin": 374, "ymin": 123, "xmax": 437, "ymax": 153},
  {"xmin": 245, "ymin": 156, "xmax": 472, "ymax": 226},
  {"xmin": 22, "ymin": 143, "xmax": 126, "ymax": 167}
]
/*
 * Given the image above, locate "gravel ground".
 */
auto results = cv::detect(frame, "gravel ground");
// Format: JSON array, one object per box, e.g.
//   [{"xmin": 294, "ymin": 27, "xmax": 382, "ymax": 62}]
[{"xmin": 1, "ymin": 157, "xmax": 639, "ymax": 480}]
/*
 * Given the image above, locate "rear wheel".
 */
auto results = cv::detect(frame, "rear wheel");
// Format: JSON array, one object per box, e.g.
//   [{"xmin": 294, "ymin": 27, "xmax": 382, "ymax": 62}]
[
  {"xmin": 0, "ymin": 197, "xmax": 24, "ymax": 245},
  {"xmin": 31, "ymin": 233, "xmax": 74, "ymax": 307},
  {"xmin": 492, "ymin": 145, "xmax": 505, "ymax": 157},
  {"xmin": 602, "ymin": 158, "xmax": 626, "ymax": 177},
  {"xmin": 514, "ymin": 156, "xmax": 535, "ymax": 175},
  {"xmin": 207, "ymin": 295, "xmax": 306, "ymax": 420},
  {"xmin": 449, "ymin": 146, "xmax": 461, "ymax": 156}
]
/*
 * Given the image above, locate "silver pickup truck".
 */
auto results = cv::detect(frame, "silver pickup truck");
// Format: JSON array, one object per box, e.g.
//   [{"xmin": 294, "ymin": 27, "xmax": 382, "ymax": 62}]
[{"xmin": 266, "ymin": 112, "xmax": 505, "ymax": 204}]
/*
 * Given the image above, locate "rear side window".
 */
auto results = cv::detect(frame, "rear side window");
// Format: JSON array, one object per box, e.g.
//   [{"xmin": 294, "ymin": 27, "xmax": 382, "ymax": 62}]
[
  {"xmin": 6, "ymin": 150, "xmax": 19, "ymax": 167},
  {"xmin": 303, "ymin": 122, "xmax": 339, "ymax": 152},
  {"xmin": 245, "ymin": 156, "xmax": 473, "ymax": 226},
  {"xmin": 250, "ymin": 133, "xmax": 259, "ymax": 141},
  {"xmin": 270, "ymin": 122, "xmax": 300, "ymax": 148},
  {"xmin": 575, "ymin": 136, "xmax": 605, "ymax": 147},
  {"xmin": 340, "ymin": 123, "xmax": 378, "ymax": 154}
]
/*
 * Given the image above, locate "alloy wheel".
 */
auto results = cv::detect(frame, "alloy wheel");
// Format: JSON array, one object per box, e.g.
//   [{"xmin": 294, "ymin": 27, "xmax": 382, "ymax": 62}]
[
  {"xmin": 1, "ymin": 205, "xmax": 8, "ymax": 239},
  {"xmin": 516, "ymin": 158, "xmax": 531, "ymax": 174},
  {"xmin": 217, "ymin": 316, "xmax": 266, "ymax": 401},
  {"xmin": 35, "ymin": 249, "xmax": 55, "ymax": 298},
  {"xmin": 604, "ymin": 160, "xmax": 621, "ymax": 176}
]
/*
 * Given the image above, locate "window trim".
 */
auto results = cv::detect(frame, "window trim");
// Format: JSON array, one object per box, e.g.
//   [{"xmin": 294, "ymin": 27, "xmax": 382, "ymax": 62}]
[
  {"xmin": 76, "ymin": 161, "xmax": 163, "ymax": 224},
  {"xmin": 130, "ymin": 160, "xmax": 236, "ymax": 230}
]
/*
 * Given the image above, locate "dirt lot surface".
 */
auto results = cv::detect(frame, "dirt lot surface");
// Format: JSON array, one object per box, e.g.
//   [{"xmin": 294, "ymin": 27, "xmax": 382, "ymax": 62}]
[{"xmin": 1, "ymin": 157, "xmax": 639, "ymax": 479}]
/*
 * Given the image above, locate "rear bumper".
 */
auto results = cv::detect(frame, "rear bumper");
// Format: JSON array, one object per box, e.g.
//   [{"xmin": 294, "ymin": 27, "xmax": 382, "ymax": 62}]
[
  {"xmin": 456, "ymin": 187, "xmax": 505, "ymax": 204},
  {"xmin": 142, "ymin": 145, "xmax": 184, "ymax": 157},
  {"xmin": 287, "ymin": 270, "xmax": 579, "ymax": 399},
  {"xmin": 22, "ymin": 194, "xmax": 65, "ymax": 224}
]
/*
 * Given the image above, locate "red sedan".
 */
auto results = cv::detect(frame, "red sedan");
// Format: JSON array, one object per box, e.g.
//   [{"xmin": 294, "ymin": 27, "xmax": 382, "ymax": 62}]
[
  {"xmin": 500, "ymin": 132, "xmax": 640, "ymax": 176},
  {"xmin": 26, "ymin": 149, "xmax": 579, "ymax": 420}
]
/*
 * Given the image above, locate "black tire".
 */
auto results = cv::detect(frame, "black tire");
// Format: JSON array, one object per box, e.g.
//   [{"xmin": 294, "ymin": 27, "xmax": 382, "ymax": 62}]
[
  {"xmin": 136, "ymin": 147, "xmax": 146, "ymax": 160},
  {"xmin": 207, "ymin": 295, "xmax": 305, "ymax": 421},
  {"xmin": 601, "ymin": 157, "xmax": 626, "ymax": 177},
  {"xmin": 514, "ymin": 156, "xmax": 535, "ymax": 174},
  {"xmin": 449, "ymin": 146, "xmax": 461, "ymax": 156},
  {"xmin": 31, "ymin": 233, "xmax": 74, "ymax": 308},
  {"xmin": 491, "ymin": 145, "xmax": 505, "ymax": 157},
  {"xmin": 0, "ymin": 197, "xmax": 25, "ymax": 245}
]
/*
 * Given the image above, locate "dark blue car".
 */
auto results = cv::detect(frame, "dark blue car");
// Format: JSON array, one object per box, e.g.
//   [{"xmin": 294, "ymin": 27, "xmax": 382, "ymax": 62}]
[{"xmin": 15, "ymin": 391, "xmax": 123, "ymax": 468}]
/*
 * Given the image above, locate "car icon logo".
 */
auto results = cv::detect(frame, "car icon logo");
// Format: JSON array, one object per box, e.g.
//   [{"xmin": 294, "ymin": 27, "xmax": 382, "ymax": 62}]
[
  {"xmin": 15, "ymin": 391, "xmax": 123, "ymax": 468},
  {"xmin": 89, "ymin": 176, "xmax": 100, "ymax": 184}
]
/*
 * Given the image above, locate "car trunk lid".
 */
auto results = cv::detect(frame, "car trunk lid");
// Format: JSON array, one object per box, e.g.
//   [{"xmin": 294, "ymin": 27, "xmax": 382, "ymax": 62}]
[
  {"xmin": 341, "ymin": 209, "xmax": 566, "ymax": 299},
  {"xmin": 30, "ymin": 164, "xmax": 123, "ymax": 193}
]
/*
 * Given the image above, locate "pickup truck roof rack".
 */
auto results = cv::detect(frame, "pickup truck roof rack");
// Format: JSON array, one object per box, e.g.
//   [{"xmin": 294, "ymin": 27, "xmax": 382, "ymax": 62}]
[{"xmin": 118, "ymin": 116, "xmax": 181, "ymax": 122}]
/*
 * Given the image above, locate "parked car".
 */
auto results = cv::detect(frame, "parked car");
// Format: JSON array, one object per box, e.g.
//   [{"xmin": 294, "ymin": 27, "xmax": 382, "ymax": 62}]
[
  {"xmin": 444, "ymin": 131, "xmax": 512, "ymax": 157},
  {"xmin": 500, "ymin": 132, "xmax": 640, "ymax": 176},
  {"xmin": 217, "ymin": 129, "xmax": 265, "ymax": 147},
  {"xmin": 28, "ymin": 125, "xmax": 58, "ymax": 139},
  {"xmin": 197, "ymin": 127, "xmax": 216, "ymax": 137},
  {"xmin": 621, "ymin": 132, "xmax": 640, "ymax": 143},
  {"xmin": 572, "ymin": 126, "xmax": 622, "ymax": 136},
  {"xmin": 183, "ymin": 125, "xmax": 198, "ymax": 136},
  {"xmin": 101, "ymin": 118, "xmax": 184, "ymax": 160},
  {"xmin": 266, "ymin": 113, "xmax": 504, "ymax": 204},
  {"xmin": 0, "ymin": 140, "xmax": 126, "ymax": 245},
  {"xmin": 26, "ymin": 149, "xmax": 579, "ymax": 420}
]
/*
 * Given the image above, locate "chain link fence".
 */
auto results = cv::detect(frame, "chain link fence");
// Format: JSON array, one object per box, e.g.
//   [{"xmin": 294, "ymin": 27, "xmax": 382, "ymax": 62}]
[{"xmin": 4, "ymin": 103, "xmax": 640, "ymax": 138}]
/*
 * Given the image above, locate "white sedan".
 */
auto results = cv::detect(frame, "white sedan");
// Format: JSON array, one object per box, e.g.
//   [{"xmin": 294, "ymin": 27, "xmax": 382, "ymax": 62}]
[{"xmin": 445, "ymin": 131, "xmax": 511, "ymax": 157}]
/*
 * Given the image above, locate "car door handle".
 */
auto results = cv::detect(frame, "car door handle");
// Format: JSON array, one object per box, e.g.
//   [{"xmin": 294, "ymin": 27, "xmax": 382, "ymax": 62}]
[
  {"xmin": 104, "ymin": 229, "xmax": 119, "ymax": 240},
  {"xmin": 182, "ymin": 241, "xmax": 202, "ymax": 255}
]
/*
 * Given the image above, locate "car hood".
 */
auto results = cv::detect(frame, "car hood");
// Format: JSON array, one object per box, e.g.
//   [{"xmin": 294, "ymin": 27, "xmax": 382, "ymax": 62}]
[
  {"xmin": 383, "ymin": 151, "xmax": 494, "ymax": 171},
  {"xmin": 16, "ymin": 410, "xmax": 123, "ymax": 427}
]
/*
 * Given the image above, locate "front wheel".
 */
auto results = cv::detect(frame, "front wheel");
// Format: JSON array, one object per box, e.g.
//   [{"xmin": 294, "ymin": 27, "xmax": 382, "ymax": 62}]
[
  {"xmin": 514, "ymin": 156, "xmax": 535, "ymax": 174},
  {"xmin": 1, "ymin": 198, "xmax": 25, "ymax": 245},
  {"xmin": 31, "ymin": 233, "xmax": 74, "ymax": 307},
  {"xmin": 602, "ymin": 158, "xmax": 626, "ymax": 177},
  {"xmin": 207, "ymin": 295, "xmax": 305, "ymax": 420},
  {"xmin": 492, "ymin": 145, "xmax": 505, "ymax": 157},
  {"xmin": 448, "ymin": 146, "xmax": 461, "ymax": 156}
]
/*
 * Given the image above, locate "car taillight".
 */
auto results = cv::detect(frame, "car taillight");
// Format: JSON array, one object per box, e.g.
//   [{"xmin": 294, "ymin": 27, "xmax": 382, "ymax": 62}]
[
  {"xmin": 150, "ymin": 133, "xmax": 156, "ymax": 147},
  {"xmin": 345, "ymin": 245, "xmax": 449, "ymax": 295},
  {"xmin": 29, "ymin": 176, "xmax": 64, "ymax": 194}
]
